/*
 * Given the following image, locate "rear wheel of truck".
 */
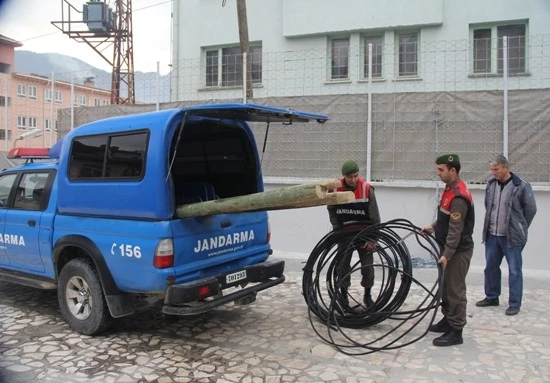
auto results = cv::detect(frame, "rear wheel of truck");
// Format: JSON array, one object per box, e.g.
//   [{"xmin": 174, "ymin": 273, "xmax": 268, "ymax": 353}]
[{"xmin": 58, "ymin": 258, "xmax": 111, "ymax": 335}]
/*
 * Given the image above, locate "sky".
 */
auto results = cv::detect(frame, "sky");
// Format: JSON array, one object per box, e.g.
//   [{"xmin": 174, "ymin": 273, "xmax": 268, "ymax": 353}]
[{"xmin": 0, "ymin": 0, "xmax": 172, "ymax": 74}]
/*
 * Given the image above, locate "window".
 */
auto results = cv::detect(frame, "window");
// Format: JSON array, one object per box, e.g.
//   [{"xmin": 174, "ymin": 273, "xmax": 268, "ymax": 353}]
[
  {"xmin": 55, "ymin": 90, "xmax": 63, "ymax": 103},
  {"xmin": 473, "ymin": 29, "xmax": 491, "ymax": 73},
  {"xmin": 28, "ymin": 86, "xmax": 37, "ymax": 100},
  {"xmin": 0, "ymin": 96, "xmax": 10, "ymax": 107},
  {"xmin": 0, "ymin": 62, "xmax": 10, "ymax": 74},
  {"xmin": 204, "ymin": 44, "xmax": 262, "ymax": 87},
  {"xmin": 0, "ymin": 130, "xmax": 12, "ymax": 141},
  {"xmin": 471, "ymin": 22, "xmax": 527, "ymax": 75},
  {"xmin": 17, "ymin": 84, "xmax": 26, "ymax": 97},
  {"xmin": 14, "ymin": 172, "xmax": 50, "ymax": 211},
  {"xmin": 498, "ymin": 25, "xmax": 526, "ymax": 74},
  {"xmin": 398, "ymin": 32, "xmax": 418, "ymax": 77},
  {"xmin": 28, "ymin": 117, "xmax": 37, "ymax": 129},
  {"xmin": 72, "ymin": 94, "xmax": 78, "ymax": 106},
  {"xmin": 206, "ymin": 50, "xmax": 219, "ymax": 87},
  {"xmin": 0, "ymin": 174, "xmax": 17, "ymax": 208},
  {"xmin": 80, "ymin": 95, "xmax": 86, "ymax": 106},
  {"xmin": 69, "ymin": 131, "xmax": 148, "ymax": 180},
  {"xmin": 17, "ymin": 116, "xmax": 26, "ymax": 130},
  {"xmin": 94, "ymin": 98, "xmax": 101, "ymax": 106},
  {"xmin": 363, "ymin": 35, "xmax": 384, "ymax": 79},
  {"xmin": 102, "ymin": 99, "xmax": 109, "ymax": 105},
  {"xmin": 330, "ymin": 38, "xmax": 349, "ymax": 80},
  {"xmin": 45, "ymin": 119, "xmax": 52, "ymax": 132},
  {"xmin": 45, "ymin": 89, "xmax": 52, "ymax": 102}
]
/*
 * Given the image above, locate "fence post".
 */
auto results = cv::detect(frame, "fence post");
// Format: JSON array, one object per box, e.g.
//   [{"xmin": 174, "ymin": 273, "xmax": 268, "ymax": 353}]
[
  {"xmin": 49, "ymin": 72, "xmax": 55, "ymax": 148},
  {"xmin": 366, "ymin": 43, "xmax": 373, "ymax": 182},
  {"xmin": 71, "ymin": 73, "xmax": 75, "ymax": 132},
  {"xmin": 242, "ymin": 52, "xmax": 247, "ymax": 103},
  {"xmin": 503, "ymin": 36, "xmax": 509, "ymax": 158},
  {"xmin": 156, "ymin": 61, "xmax": 160, "ymax": 111}
]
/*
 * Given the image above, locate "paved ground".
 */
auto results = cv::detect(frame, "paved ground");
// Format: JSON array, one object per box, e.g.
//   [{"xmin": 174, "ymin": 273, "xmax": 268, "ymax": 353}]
[{"xmin": 1, "ymin": 253, "xmax": 549, "ymax": 383}]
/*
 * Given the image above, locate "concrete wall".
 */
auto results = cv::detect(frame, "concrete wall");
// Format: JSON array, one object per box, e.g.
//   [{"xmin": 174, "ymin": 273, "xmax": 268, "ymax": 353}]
[{"xmin": 266, "ymin": 183, "xmax": 549, "ymax": 276}]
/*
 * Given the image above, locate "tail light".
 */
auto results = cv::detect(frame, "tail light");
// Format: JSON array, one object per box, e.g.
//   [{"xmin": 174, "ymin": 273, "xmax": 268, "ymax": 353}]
[{"xmin": 154, "ymin": 239, "xmax": 174, "ymax": 268}]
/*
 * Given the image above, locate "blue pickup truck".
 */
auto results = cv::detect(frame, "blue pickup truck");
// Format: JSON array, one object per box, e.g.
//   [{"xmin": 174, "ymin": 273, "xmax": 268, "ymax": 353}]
[{"xmin": 0, "ymin": 103, "xmax": 327, "ymax": 335}]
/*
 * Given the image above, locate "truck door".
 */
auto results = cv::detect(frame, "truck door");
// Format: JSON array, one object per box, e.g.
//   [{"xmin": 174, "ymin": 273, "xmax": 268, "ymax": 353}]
[
  {"xmin": 5, "ymin": 172, "xmax": 50, "ymax": 272},
  {"xmin": 0, "ymin": 173, "xmax": 18, "ymax": 266}
]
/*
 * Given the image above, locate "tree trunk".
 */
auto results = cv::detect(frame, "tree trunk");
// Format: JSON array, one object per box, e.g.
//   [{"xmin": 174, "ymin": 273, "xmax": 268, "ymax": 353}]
[{"xmin": 175, "ymin": 179, "xmax": 353, "ymax": 218}]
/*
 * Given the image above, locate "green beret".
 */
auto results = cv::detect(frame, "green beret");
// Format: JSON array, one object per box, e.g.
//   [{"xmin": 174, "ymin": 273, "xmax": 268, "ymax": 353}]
[
  {"xmin": 436, "ymin": 153, "xmax": 460, "ymax": 165},
  {"xmin": 341, "ymin": 160, "xmax": 359, "ymax": 175}
]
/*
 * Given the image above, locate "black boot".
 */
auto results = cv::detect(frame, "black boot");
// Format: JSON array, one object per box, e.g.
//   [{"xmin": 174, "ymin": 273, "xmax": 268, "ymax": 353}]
[
  {"xmin": 428, "ymin": 316, "xmax": 451, "ymax": 333},
  {"xmin": 433, "ymin": 327, "xmax": 463, "ymax": 347},
  {"xmin": 363, "ymin": 288, "xmax": 374, "ymax": 308}
]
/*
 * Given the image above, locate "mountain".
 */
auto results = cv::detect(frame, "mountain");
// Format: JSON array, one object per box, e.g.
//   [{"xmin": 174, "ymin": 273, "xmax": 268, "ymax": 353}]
[{"xmin": 14, "ymin": 50, "xmax": 171, "ymax": 103}]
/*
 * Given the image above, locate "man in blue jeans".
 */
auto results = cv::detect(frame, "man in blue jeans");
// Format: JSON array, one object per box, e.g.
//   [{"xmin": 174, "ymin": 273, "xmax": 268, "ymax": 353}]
[{"xmin": 476, "ymin": 155, "xmax": 537, "ymax": 316}]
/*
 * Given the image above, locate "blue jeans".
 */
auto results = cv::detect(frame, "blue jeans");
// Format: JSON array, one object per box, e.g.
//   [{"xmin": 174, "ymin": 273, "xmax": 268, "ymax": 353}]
[{"xmin": 484, "ymin": 234, "xmax": 524, "ymax": 309}]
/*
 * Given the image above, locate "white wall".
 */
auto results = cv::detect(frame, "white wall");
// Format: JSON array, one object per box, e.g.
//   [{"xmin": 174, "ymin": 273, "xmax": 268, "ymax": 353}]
[
  {"xmin": 172, "ymin": 0, "xmax": 550, "ymax": 100},
  {"xmin": 266, "ymin": 184, "xmax": 549, "ymax": 276}
]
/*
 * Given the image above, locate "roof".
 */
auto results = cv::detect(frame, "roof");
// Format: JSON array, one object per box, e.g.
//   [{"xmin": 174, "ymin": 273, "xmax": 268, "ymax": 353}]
[{"xmin": 0, "ymin": 34, "xmax": 22, "ymax": 47}]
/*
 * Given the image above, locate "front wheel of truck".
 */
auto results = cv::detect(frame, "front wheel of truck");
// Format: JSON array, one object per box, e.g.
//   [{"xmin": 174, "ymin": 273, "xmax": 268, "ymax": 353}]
[{"xmin": 58, "ymin": 258, "xmax": 111, "ymax": 335}]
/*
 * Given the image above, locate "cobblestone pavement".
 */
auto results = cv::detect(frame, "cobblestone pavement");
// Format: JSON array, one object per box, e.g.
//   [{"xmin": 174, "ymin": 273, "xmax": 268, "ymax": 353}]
[{"xmin": 1, "ymin": 260, "xmax": 549, "ymax": 383}]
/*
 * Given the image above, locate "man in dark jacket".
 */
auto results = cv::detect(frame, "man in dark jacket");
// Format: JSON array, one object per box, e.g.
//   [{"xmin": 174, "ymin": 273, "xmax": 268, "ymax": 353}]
[
  {"xmin": 328, "ymin": 160, "xmax": 381, "ymax": 308},
  {"xmin": 423, "ymin": 153, "xmax": 475, "ymax": 347},
  {"xmin": 476, "ymin": 155, "xmax": 537, "ymax": 316}
]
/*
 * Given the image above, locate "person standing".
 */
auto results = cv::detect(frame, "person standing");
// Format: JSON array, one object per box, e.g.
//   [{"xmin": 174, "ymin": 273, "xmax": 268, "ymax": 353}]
[
  {"xmin": 328, "ymin": 160, "xmax": 381, "ymax": 308},
  {"xmin": 423, "ymin": 154, "xmax": 475, "ymax": 347},
  {"xmin": 476, "ymin": 155, "xmax": 537, "ymax": 316}
]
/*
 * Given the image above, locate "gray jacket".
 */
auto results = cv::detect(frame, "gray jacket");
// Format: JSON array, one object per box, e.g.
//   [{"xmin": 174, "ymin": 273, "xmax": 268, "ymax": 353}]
[{"xmin": 482, "ymin": 173, "xmax": 537, "ymax": 246}]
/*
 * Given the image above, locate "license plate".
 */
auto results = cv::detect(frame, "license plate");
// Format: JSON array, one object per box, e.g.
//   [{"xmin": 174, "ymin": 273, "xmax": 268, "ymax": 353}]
[{"xmin": 226, "ymin": 270, "xmax": 247, "ymax": 284}]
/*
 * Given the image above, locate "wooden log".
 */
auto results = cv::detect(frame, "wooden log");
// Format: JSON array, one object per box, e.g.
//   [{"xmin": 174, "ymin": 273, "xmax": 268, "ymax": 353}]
[{"xmin": 175, "ymin": 179, "xmax": 354, "ymax": 218}]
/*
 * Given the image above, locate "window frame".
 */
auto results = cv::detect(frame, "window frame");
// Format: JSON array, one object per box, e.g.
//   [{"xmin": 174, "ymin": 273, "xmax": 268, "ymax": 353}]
[
  {"xmin": 17, "ymin": 84, "xmax": 26, "ymax": 97},
  {"xmin": 203, "ymin": 43, "xmax": 263, "ymax": 88},
  {"xmin": 328, "ymin": 37, "xmax": 350, "ymax": 81},
  {"xmin": 396, "ymin": 31, "xmax": 420, "ymax": 78},
  {"xmin": 55, "ymin": 90, "xmax": 63, "ymax": 104},
  {"xmin": 68, "ymin": 130, "xmax": 149, "ymax": 182},
  {"xmin": 28, "ymin": 86, "xmax": 37, "ymax": 100},
  {"xmin": 17, "ymin": 116, "xmax": 26, "ymax": 130},
  {"xmin": 470, "ymin": 21, "xmax": 528, "ymax": 76},
  {"xmin": 361, "ymin": 34, "xmax": 385, "ymax": 80},
  {"xmin": 28, "ymin": 116, "xmax": 37, "ymax": 129}
]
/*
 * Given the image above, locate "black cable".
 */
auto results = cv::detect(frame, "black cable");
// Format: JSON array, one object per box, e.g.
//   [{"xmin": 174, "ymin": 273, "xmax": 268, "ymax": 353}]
[{"xmin": 302, "ymin": 218, "xmax": 443, "ymax": 355}]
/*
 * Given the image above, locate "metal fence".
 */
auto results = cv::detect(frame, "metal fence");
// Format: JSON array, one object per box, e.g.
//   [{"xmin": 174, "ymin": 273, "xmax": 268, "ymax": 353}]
[{"xmin": 2, "ymin": 34, "xmax": 549, "ymax": 185}]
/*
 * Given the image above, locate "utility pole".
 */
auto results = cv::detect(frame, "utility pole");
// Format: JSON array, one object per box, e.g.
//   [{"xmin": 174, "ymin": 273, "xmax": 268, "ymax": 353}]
[{"xmin": 236, "ymin": 0, "xmax": 253, "ymax": 100}]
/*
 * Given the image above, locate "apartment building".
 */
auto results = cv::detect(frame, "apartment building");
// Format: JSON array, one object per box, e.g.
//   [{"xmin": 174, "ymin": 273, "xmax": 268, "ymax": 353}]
[{"xmin": 0, "ymin": 34, "xmax": 111, "ymax": 150}]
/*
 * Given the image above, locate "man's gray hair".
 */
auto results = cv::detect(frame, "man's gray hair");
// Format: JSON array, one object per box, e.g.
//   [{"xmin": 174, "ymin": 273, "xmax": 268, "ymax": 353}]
[{"xmin": 490, "ymin": 154, "xmax": 509, "ymax": 166}]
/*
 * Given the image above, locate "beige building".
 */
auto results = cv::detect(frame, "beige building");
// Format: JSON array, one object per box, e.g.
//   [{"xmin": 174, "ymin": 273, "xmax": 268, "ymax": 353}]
[{"xmin": 0, "ymin": 34, "xmax": 110, "ymax": 150}]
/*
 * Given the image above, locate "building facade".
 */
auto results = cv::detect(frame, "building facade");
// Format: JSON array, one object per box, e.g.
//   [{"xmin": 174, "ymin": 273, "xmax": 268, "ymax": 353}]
[
  {"xmin": 170, "ymin": 0, "xmax": 549, "ymax": 101},
  {"xmin": 0, "ymin": 34, "xmax": 111, "ymax": 150}
]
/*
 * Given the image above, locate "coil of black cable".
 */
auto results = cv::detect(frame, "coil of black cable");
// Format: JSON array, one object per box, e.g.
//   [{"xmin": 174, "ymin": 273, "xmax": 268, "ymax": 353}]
[{"xmin": 301, "ymin": 218, "xmax": 444, "ymax": 354}]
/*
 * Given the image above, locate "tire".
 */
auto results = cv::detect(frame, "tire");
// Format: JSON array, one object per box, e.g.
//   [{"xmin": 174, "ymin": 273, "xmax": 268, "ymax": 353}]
[{"xmin": 57, "ymin": 258, "xmax": 111, "ymax": 335}]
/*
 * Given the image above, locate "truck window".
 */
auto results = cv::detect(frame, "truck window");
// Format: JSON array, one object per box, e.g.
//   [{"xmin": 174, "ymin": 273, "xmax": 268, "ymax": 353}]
[
  {"xmin": 0, "ymin": 173, "xmax": 17, "ymax": 207},
  {"xmin": 171, "ymin": 122, "xmax": 257, "ymax": 200},
  {"xmin": 69, "ymin": 131, "xmax": 148, "ymax": 181},
  {"xmin": 13, "ymin": 173, "xmax": 49, "ymax": 211}
]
